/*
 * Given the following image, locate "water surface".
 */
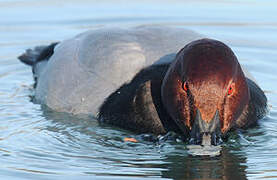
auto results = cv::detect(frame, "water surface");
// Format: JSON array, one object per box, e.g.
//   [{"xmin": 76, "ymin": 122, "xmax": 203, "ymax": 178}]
[{"xmin": 0, "ymin": 0, "xmax": 277, "ymax": 179}]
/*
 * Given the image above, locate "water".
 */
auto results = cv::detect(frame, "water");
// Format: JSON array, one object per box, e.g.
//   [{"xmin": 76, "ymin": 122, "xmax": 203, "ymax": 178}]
[{"xmin": 0, "ymin": 0, "xmax": 277, "ymax": 179}]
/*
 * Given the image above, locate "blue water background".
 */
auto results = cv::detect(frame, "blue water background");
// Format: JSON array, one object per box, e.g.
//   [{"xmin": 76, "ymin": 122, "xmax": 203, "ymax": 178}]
[{"xmin": 0, "ymin": 0, "xmax": 277, "ymax": 179}]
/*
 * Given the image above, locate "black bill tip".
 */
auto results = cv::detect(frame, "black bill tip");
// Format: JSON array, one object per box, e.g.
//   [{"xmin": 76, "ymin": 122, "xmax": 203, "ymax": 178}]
[{"xmin": 189, "ymin": 109, "xmax": 222, "ymax": 146}]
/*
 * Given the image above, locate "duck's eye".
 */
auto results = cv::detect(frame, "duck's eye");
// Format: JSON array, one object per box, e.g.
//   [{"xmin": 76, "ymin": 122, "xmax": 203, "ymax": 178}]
[
  {"xmin": 182, "ymin": 81, "xmax": 188, "ymax": 92},
  {"xmin": 227, "ymin": 83, "xmax": 235, "ymax": 96}
]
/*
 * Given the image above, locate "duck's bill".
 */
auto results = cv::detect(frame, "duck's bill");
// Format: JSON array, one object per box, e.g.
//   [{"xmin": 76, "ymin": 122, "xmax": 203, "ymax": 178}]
[
  {"xmin": 189, "ymin": 109, "xmax": 223, "ymax": 146},
  {"xmin": 186, "ymin": 109, "xmax": 223, "ymax": 156}
]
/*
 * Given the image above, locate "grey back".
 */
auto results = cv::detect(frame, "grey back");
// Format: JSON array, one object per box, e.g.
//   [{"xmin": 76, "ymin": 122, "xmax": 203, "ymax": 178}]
[{"xmin": 34, "ymin": 26, "xmax": 205, "ymax": 115}]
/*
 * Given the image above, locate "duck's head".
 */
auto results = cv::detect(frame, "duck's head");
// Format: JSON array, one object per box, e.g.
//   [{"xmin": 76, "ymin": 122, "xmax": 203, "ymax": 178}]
[{"xmin": 161, "ymin": 39, "xmax": 249, "ymax": 145}]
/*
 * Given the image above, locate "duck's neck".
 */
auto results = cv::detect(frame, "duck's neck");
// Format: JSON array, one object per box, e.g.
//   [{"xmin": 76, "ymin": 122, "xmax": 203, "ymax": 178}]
[
  {"xmin": 130, "ymin": 63, "xmax": 183, "ymax": 134},
  {"xmin": 235, "ymin": 78, "xmax": 267, "ymax": 129},
  {"xmin": 149, "ymin": 76, "xmax": 183, "ymax": 134}
]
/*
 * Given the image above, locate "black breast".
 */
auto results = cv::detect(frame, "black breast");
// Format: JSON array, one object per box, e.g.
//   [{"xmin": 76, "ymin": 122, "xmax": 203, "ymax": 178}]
[{"xmin": 98, "ymin": 64, "xmax": 182, "ymax": 135}]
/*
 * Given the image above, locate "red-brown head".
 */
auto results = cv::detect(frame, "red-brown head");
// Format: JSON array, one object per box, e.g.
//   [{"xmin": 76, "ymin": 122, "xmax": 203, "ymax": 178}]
[{"xmin": 161, "ymin": 39, "xmax": 249, "ymax": 144}]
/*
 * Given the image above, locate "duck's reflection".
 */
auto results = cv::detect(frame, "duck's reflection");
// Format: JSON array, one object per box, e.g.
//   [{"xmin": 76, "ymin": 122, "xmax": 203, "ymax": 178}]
[
  {"xmin": 160, "ymin": 147, "xmax": 247, "ymax": 180},
  {"xmin": 40, "ymin": 105, "xmax": 247, "ymax": 180}
]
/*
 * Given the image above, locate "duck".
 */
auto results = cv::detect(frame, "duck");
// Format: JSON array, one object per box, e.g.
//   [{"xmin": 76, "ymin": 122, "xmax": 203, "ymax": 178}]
[{"xmin": 18, "ymin": 26, "xmax": 267, "ymax": 145}]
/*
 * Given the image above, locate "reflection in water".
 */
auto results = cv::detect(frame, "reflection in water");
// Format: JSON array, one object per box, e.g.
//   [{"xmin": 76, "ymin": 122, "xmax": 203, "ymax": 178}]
[
  {"xmin": 41, "ymin": 106, "xmax": 248, "ymax": 179},
  {"xmin": 160, "ymin": 147, "xmax": 247, "ymax": 180}
]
